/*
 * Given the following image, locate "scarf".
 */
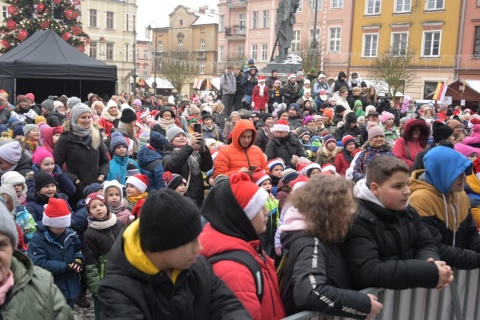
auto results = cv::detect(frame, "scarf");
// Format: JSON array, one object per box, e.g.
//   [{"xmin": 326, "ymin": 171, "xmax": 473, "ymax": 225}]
[
  {"xmin": 322, "ymin": 145, "xmax": 339, "ymax": 159},
  {"xmin": 26, "ymin": 140, "xmax": 38, "ymax": 152},
  {"xmin": 263, "ymin": 126, "xmax": 273, "ymax": 140},
  {"xmin": 109, "ymin": 198, "xmax": 126, "ymax": 214},
  {"xmin": 0, "ymin": 271, "xmax": 14, "ymax": 305},
  {"xmin": 17, "ymin": 194, "xmax": 27, "ymax": 205},
  {"xmin": 173, "ymin": 147, "xmax": 201, "ymax": 176},
  {"xmin": 88, "ymin": 213, "xmax": 117, "ymax": 230},
  {"xmin": 101, "ymin": 106, "xmax": 119, "ymax": 122},
  {"xmin": 71, "ymin": 122, "xmax": 92, "ymax": 138},
  {"xmin": 259, "ymin": 84, "xmax": 265, "ymax": 97},
  {"xmin": 158, "ymin": 117, "xmax": 175, "ymax": 131},
  {"xmin": 127, "ymin": 192, "xmax": 148, "ymax": 204},
  {"xmin": 342, "ymin": 149, "xmax": 354, "ymax": 163}
]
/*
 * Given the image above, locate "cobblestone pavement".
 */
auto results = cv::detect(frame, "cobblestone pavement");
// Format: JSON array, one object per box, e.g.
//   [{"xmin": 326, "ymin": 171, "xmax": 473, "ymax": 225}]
[{"xmin": 72, "ymin": 293, "xmax": 95, "ymax": 320}]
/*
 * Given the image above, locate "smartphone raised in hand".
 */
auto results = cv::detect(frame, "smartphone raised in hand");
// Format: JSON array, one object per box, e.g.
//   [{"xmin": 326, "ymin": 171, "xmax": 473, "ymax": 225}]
[{"xmin": 194, "ymin": 123, "xmax": 202, "ymax": 134}]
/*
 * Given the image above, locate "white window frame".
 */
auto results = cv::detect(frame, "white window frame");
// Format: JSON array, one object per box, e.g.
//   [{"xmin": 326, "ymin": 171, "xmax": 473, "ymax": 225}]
[
  {"xmin": 143, "ymin": 49, "xmax": 148, "ymax": 59},
  {"xmin": 158, "ymin": 41, "xmax": 163, "ymax": 52},
  {"xmin": 178, "ymin": 39, "xmax": 183, "ymax": 50},
  {"xmin": 238, "ymin": 45, "xmax": 245, "ymax": 58},
  {"xmin": 297, "ymin": 0, "xmax": 303, "ymax": 12},
  {"xmin": 239, "ymin": 13, "xmax": 246, "ymax": 31},
  {"xmin": 391, "ymin": 31, "xmax": 409, "ymax": 55},
  {"xmin": 329, "ymin": 27, "xmax": 341, "ymax": 52},
  {"xmin": 425, "ymin": 0, "xmax": 444, "ymax": 11},
  {"xmin": 252, "ymin": 11, "xmax": 258, "ymax": 29},
  {"xmin": 362, "ymin": 33, "xmax": 379, "ymax": 57},
  {"xmin": 365, "ymin": 0, "xmax": 381, "ymax": 15},
  {"xmin": 261, "ymin": 44, "xmax": 268, "ymax": 61},
  {"xmin": 219, "ymin": 46, "xmax": 224, "ymax": 61},
  {"xmin": 106, "ymin": 43, "xmax": 114, "ymax": 60},
  {"xmin": 143, "ymin": 66, "xmax": 149, "ymax": 76},
  {"xmin": 89, "ymin": 9, "xmax": 97, "ymax": 27},
  {"xmin": 394, "ymin": 0, "xmax": 411, "ymax": 13},
  {"xmin": 251, "ymin": 44, "xmax": 258, "ymax": 61},
  {"xmin": 200, "ymin": 39, "xmax": 206, "ymax": 51},
  {"xmin": 475, "ymin": 26, "xmax": 480, "ymax": 55},
  {"xmin": 2, "ymin": 6, "xmax": 9, "ymax": 19},
  {"xmin": 106, "ymin": 11, "xmax": 114, "ymax": 30},
  {"xmin": 421, "ymin": 30, "xmax": 441, "ymax": 57},
  {"xmin": 199, "ymin": 63, "xmax": 205, "ymax": 74},
  {"xmin": 219, "ymin": 15, "xmax": 225, "ymax": 32},
  {"xmin": 90, "ymin": 42, "xmax": 97, "ymax": 59},
  {"xmin": 292, "ymin": 30, "xmax": 301, "ymax": 52},
  {"xmin": 309, "ymin": 28, "xmax": 320, "ymax": 45},
  {"xmin": 331, "ymin": 0, "xmax": 344, "ymax": 9},
  {"xmin": 262, "ymin": 10, "xmax": 269, "ymax": 29},
  {"xmin": 310, "ymin": 0, "xmax": 323, "ymax": 11}
]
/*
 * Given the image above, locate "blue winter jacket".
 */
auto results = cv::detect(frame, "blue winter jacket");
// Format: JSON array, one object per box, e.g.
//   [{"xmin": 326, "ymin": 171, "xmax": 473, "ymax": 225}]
[
  {"xmin": 352, "ymin": 143, "xmax": 394, "ymax": 182},
  {"xmin": 27, "ymin": 224, "xmax": 83, "ymax": 301},
  {"xmin": 106, "ymin": 155, "xmax": 139, "ymax": 185},
  {"xmin": 26, "ymin": 192, "xmax": 72, "ymax": 222},
  {"xmin": 137, "ymin": 145, "xmax": 166, "ymax": 191},
  {"xmin": 71, "ymin": 199, "xmax": 88, "ymax": 237}
]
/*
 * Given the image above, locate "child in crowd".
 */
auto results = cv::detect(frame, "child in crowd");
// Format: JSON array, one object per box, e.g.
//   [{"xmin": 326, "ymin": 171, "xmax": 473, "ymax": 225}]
[
  {"xmin": 137, "ymin": 131, "xmax": 167, "ymax": 191},
  {"xmin": 103, "ymin": 180, "xmax": 133, "ymax": 225},
  {"xmin": 268, "ymin": 158, "xmax": 285, "ymax": 197},
  {"xmin": 163, "ymin": 171, "xmax": 187, "ymax": 196},
  {"xmin": 107, "ymin": 132, "xmax": 139, "ymax": 185},
  {"xmin": 276, "ymin": 169, "xmax": 299, "ymax": 211},
  {"xmin": 30, "ymin": 146, "xmax": 76, "ymax": 199},
  {"xmin": 1, "ymin": 170, "xmax": 28, "ymax": 205},
  {"xmin": 71, "ymin": 183, "xmax": 105, "ymax": 237},
  {"xmin": 0, "ymin": 140, "xmax": 32, "ymax": 178},
  {"xmin": 0, "ymin": 184, "xmax": 36, "ymax": 245},
  {"xmin": 82, "ymin": 193, "xmax": 124, "ymax": 319},
  {"xmin": 343, "ymin": 156, "xmax": 453, "ymax": 290},
  {"xmin": 28, "ymin": 197, "xmax": 84, "ymax": 309},
  {"xmin": 125, "ymin": 174, "xmax": 149, "ymax": 219},
  {"xmin": 296, "ymin": 158, "xmax": 322, "ymax": 178}
]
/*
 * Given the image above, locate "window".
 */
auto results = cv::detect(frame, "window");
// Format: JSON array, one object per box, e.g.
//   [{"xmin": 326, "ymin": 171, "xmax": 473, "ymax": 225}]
[
  {"xmin": 178, "ymin": 39, "xmax": 183, "ymax": 50},
  {"xmin": 331, "ymin": 0, "xmax": 344, "ymax": 8},
  {"xmin": 135, "ymin": 66, "xmax": 139, "ymax": 76},
  {"xmin": 425, "ymin": 0, "xmax": 444, "ymax": 10},
  {"xmin": 251, "ymin": 44, "xmax": 257, "ymax": 61},
  {"xmin": 395, "ymin": 0, "xmax": 411, "ymax": 12},
  {"xmin": 310, "ymin": 0, "xmax": 322, "ymax": 10},
  {"xmin": 200, "ymin": 27, "xmax": 205, "ymax": 33},
  {"xmin": 219, "ymin": 15, "xmax": 225, "ymax": 32},
  {"xmin": 365, "ymin": 0, "xmax": 381, "ymax": 15},
  {"xmin": 89, "ymin": 9, "xmax": 97, "ymax": 27},
  {"xmin": 262, "ymin": 10, "xmax": 269, "ymax": 28},
  {"xmin": 90, "ymin": 42, "xmax": 97, "ymax": 59},
  {"xmin": 424, "ymin": 81, "xmax": 438, "ymax": 99},
  {"xmin": 252, "ymin": 11, "xmax": 258, "ymax": 29},
  {"xmin": 143, "ymin": 66, "xmax": 148, "ymax": 76},
  {"xmin": 475, "ymin": 26, "xmax": 480, "ymax": 55},
  {"xmin": 239, "ymin": 13, "xmax": 246, "ymax": 30},
  {"xmin": 329, "ymin": 27, "xmax": 341, "ymax": 52},
  {"xmin": 106, "ymin": 43, "xmax": 114, "ymax": 60},
  {"xmin": 200, "ymin": 39, "xmax": 205, "ymax": 51},
  {"xmin": 158, "ymin": 41, "xmax": 163, "ymax": 52},
  {"xmin": 363, "ymin": 34, "xmax": 378, "ymax": 57},
  {"xmin": 309, "ymin": 28, "xmax": 320, "ymax": 45},
  {"xmin": 143, "ymin": 50, "xmax": 148, "ymax": 59},
  {"xmin": 199, "ymin": 63, "xmax": 205, "ymax": 74},
  {"xmin": 219, "ymin": 46, "xmax": 224, "ymax": 61},
  {"xmin": 179, "ymin": 19, "xmax": 183, "ymax": 26},
  {"xmin": 2, "ymin": 6, "xmax": 9, "ymax": 18},
  {"xmin": 125, "ymin": 43, "xmax": 129, "ymax": 61},
  {"xmin": 292, "ymin": 30, "xmax": 301, "ymax": 52},
  {"xmin": 133, "ymin": 15, "xmax": 136, "ymax": 31},
  {"xmin": 391, "ymin": 32, "xmax": 408, "ymax": 54},
  {"xmin": 422, "ymin": 31, "xmax": 441, "ymax": 57},
  {"xmin": 297, "ymin": 0, "xmax": 303, "ymax": 12},
  {"xmin": 126, "ymin": 13, "xmax": 129, "ymax": 31},
  {"xmin": 106, "ymin": 11, "xmax": 114, "ymax": 29},
  {"xmin": 261, "ymin": 44, "xmax": 268, "ymax": 61},
  {"xmin": 238, "ymin": 45, "xmax": 245, "ymax": 58},
  {"xmin": 136, "ymin": 49, "xmax": 139, "ymax": 58}
]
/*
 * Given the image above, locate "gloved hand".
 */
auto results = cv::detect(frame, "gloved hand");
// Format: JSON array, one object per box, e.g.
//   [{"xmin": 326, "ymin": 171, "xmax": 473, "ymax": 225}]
[
  {"xmin": 53, "ymin": 164, "xmax": 63, "ymax": 176},
  {"xmin": 67, "ymin": 259, "xmax": 83, "ymax": 273}
]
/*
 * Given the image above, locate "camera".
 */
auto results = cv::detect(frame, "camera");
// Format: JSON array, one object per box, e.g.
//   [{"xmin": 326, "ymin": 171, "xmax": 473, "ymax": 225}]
[{"xmin": 377, "ymin": 95, "xmax": 391, "ymax": 113}]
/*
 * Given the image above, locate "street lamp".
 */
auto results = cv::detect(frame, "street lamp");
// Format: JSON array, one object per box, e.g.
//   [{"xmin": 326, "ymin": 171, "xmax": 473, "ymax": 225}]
[{"xmin": 148, "ymin": 21, "xmax": 158, "ymax": 95}]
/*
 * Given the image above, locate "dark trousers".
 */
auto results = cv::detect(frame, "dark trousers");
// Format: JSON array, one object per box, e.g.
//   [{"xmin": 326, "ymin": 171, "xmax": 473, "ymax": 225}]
[
  {"xmin": 222, "ymin": 94, "xmax": 235, "ymax": 116},
  {"xmin": 233, "ymin": 94, "xmax": 243, "ymax": 111}
]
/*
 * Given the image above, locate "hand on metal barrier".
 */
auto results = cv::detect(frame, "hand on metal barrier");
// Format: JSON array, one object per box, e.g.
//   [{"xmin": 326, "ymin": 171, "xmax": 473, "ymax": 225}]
[
  {"xmin": 366, "ymin": 294, "xmax": 383, "ymax": 320},
  {"xmin": 427, "ymin": 258, "xmax": 454, "ymax": 291}
]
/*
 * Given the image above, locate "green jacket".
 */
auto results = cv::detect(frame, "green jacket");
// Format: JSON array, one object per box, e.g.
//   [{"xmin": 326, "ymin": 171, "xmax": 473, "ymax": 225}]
[{"xmin": 0, "ymin": 250, "xmax": 73, "ymax": 320}]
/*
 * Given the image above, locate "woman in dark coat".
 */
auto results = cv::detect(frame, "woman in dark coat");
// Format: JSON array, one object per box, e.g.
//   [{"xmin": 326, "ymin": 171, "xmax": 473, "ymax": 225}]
[{"xmin": 265, "ymin": 120, "xmax": 305, "ymax": 168}]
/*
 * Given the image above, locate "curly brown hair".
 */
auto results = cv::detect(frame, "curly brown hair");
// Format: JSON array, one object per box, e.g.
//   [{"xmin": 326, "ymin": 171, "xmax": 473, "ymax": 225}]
[{"xmin": 289, "ymin": 175, "xmax": 356, "ymax": 243}]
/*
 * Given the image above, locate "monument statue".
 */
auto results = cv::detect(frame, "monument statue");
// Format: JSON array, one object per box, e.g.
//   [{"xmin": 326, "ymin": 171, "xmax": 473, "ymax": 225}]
[{"xmin": 273, "ymin": 0, "xmax": 300, "ymax": 62}]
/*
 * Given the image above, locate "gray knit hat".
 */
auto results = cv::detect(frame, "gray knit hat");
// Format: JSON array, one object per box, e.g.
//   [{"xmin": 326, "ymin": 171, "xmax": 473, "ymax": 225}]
[
  {"xmin": 71, "ymin": 102, "xmax": 92, "ymax": 125},
  {"xmin": 23, "ymin": 124, "xmax": 39, "ymax": 136},
  {"xmin": 67, "ymin": 96, "xmax": 81, "ymax": 109},
  {"xmin": 0, "ymin": 201, "xmax": 18, "ymax": 249},
  {"xmin": 41, "ymin": 99, "xmax": 55, "ymax": 111},
  {"xmin": 166, "ymin": 126, "xmax": 186, "ymax": 143}
]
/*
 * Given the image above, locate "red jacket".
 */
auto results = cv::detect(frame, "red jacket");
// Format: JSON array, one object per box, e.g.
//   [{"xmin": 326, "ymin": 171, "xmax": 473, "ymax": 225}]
[
  {"xmin": 334, "ymin": 151, "xmax": 351, "ymax": 176},
  {"xmin": 200, "ymin": 223, "xmax": 285, "ymax": 320},
  {"xmin": 98, "ymin": 117, "xmax": 115, "ymax": 137},
  {"xmin": 252, "ymin": 85, "xmax": 269, "ymax": 111}
]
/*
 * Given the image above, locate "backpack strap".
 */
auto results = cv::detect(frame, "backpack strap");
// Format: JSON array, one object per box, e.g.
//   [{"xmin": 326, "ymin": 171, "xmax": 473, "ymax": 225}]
[
  {"xmin": 405, "ymin": 142, "xmax": 411, "ymax": 161},
  {"xmin": 208, "ymin": 250, "xmax": 264, "ymax": 303}
]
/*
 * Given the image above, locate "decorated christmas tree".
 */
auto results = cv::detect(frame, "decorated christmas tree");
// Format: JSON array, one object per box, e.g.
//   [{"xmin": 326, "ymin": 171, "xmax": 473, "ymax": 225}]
[{"xmin": 0, "ymin": 0, "xmax": 89, "ymax": 54}]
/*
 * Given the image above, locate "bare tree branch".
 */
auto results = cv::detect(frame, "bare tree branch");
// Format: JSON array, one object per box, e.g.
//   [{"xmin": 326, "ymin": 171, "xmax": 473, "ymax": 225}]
[{"xmin": 158, "ymin": 51, "xmax": 196, "ymax": 97}]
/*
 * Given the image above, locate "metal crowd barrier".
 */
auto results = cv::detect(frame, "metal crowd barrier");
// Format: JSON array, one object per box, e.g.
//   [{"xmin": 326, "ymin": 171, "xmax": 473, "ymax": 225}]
[{"xmin": 283, "ymin": 269, "xmax": 480, "ymax": 320}]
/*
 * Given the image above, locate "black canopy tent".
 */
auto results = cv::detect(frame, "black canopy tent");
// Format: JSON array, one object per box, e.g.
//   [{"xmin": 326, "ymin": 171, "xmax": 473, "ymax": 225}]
[{"xmin": 0, "ymin": 29, "xmax": 117, "ymax": 103}]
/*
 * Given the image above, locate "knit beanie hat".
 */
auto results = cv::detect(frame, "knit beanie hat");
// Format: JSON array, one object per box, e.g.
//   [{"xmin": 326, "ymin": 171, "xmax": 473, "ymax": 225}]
[
  {"xmin": 252, "ymin": 170, "xmax": 271, "ymax": 186},
  {"xmin": 271, "ymin": 119, "xmax": 290, "ymax": 132},
  {"xmin": 454, "ymin": 143, "xmax": 479, "ymax": 158},
  {"xmin": 368, "ymin": 126, "xmax": 385, "ymax": 142},
  {"xmin": 166, "ymin": 126, "xmax": 186, "ymax": 143},
  {"xmin": 84, "ymin": 183, "xmax": 104, "ymax": 197},
  {"xmin": 85, "ymin": 192, "xmax": 108, "ymax": 214},
  {"xmin": 163, "ymin": 171, "xmax": 186, "ymax": 190},
  {"xmin": 23, "ymin": 124, "xmax": 39, "ymax": 136},
  {"xmin": 335, "ymin": 105, "xmax": 347, "ymax": 114},
  {"xmin": 342, "ymin": 135, "xmax": 356, "ymax": 148},
  {"xmin": 365, "ymin": 105, "xmax": 379, "ymax": 118},
  {"xmin": 229, "ymin": 172, "xmax": 268, "ymax": 220},
  {"xmin": 42, "ymin": 198, "xmax": 71, "ymax": 228},
  {"xmin": 110, "ymin": 132, "xmax": 129, "ymax": 153},
  {"xmin": 12, "ymin": 124, "xmax": 24, "ymax": 137},
  {"xmin": 126, "ymin": 174, "xmax": 149, "ymax": 193},
  {"xmin": 267, "ymin": 158, "xmax": 285, "ymax": 172},
  {"xmin": 53, "ymin": 101, "xmax": 64, "ymax": 111},
  {"xmin": 71, "ymin": 102, "xmax": 91, "ymax": 125},
  {"xmin": 354, "ymin": 100, "xmax": 363, "ymax": 108},
  {"xmin": 322, "ymin": 108, "xmax": 333, "ymax": 119},
  {"xmin": 25, "ymin": 93, "xmax": 35, "ymax": 102},
  {"xmin": 41, "ymin": 99, "xmax": 55, "ymax": 111},
  {"xmin": 32, "ymin": 146, "xmax": 54, "ymax": 166},
  {"xmin": 16, "ymin": 95, "xmax": 27, "ymax": 103},
  {"xmin": 34, "ymin": 171, "xmax": 56, "ymax": 193},
  {"xmin": 103, "ymin": 180, "xmax": 124, "ymax": 202},
  {"xmin": 66, "ymin": 96, "xmax": 81, "ymax": 109},
  {"xmin": 0, "ymin": 202, "xmax": 18, "ymax": 248},
  {"xmin": 150, "ymin": 131, "xmax": 168, "ymax": 151},
  {"xmin": 133, "ymin": 99, "xmax": 142, "ymax": 107},
  {"xmin": 323, "ymin": 134, "xmax": 336, "ymax": 146},
  {"xmin": 302, "ymin": 116, "xmax": 315, "ymax": 126},
  {"xmin": 432, "ymin": 121, "xmax": 454, "ymax": 143},
  {"xmin": 7, "ymin": 117, "xmax": 19, "ymax": 129},
  {"xmin": 381, "ymin": 111, "xmax": 394, "ymax": 124},
  {"xmin": 261, "ymin": 113, "xmax": 273, "ymax": 124},
  {"xmin": 357, "ymin": 116, "xmax": 366, "ymax": 125},
  {"xmin": 282, "ymin": 168, "xmax": 299, "ymax": 185},
  {"xmin": 288, "ymin": 73, "xmax": 296, "ymax": 80},
  {"xmin": 0, "ymin": 141, "xmax": 22, "ymax": 165},
  {"xmin": 447, "ymin": 119, "xmax": 462, "ymax": 130},
  {"xmin": 120, "ymin": 108, "xmax": 137, "ymax": 123},
  {"xmin": 1, "ymin": 171, "xmax": 27, "ymax": 195},
  {"xmin": 189, "ymin": 104, "xmax": 200, "ymax": 116},
  {"xmin": 53, "ymin": 126, "xmax": 63, "ymax": 135}
]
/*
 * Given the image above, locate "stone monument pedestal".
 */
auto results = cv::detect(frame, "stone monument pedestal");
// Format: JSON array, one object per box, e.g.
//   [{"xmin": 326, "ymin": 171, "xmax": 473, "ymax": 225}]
[{"xmin": 261, "ymin": 54, "xmax": 303, "ymax": 81}]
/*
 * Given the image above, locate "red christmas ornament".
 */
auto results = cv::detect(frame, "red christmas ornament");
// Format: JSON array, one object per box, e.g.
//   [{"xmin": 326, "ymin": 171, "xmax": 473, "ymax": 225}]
[
  {"xmin": 36, "ymin": 3, "xmax": 45, "ymax": 13},
  {"xmin": 71, "ymin": 25, "xmax": 82, "ymax": 35},
  {"xmin": 53, "ymin": 0, "xmax": 61, "ymax": 4},
  {"xmin": 7, "ymin": 20, "xmax": 16, "ymax": 31},
  {"xmin": 39, "ymin": 21, "xmax": 50, "ymax": 29},
  {"xmin": 1, "ymin": 40, "xmax": 10, "ymax": 49},
  {"xmin": 61, "ymin": 32, "xmax": 71, "ymax": 41},
  {"xmin": 16, "ymin": 30, "xmax": 28, "ymax": 41},
  {"xmin": 65, "ymin": 10, "xmax": 75, "ymax": 19},
  {"xmin": 7, "ymin": 6, "xmax": 17, "ymax": 16},
  {"xmin": 77, "ymin": 45, "xmax": 85, "ymax": 52}
]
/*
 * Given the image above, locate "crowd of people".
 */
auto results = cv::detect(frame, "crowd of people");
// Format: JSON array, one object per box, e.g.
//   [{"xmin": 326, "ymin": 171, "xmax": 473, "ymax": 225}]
[{"xmin": 0, "ymin": 62, "xmax": 479, "ymax": 319}]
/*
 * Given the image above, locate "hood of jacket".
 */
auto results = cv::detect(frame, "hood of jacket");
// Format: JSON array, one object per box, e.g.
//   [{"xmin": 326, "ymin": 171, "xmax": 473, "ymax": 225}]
[
  {"xmin": 353, "ymin": 178, "xmax": 385, "ymax": 208},
  {"xmin": 402, "ymin": 119, "xmax": 430, "ymax": 147},
  {"xmin": 280, "ymin": 206, "xmax": 307, "ymax": 232},
  {"xmin": 345, "ymin": 112, "xmax": 358, "ymax": 125},
  {"xmin": 137, "ymin": 145, "xmax": 162, "ymax": 166},
  {"xmin": 362, "ymin": 141, "xmax": 392, "ymax": 152},
  {"xmin": 10, "ymin": 250, "xmax": 34, "ymax": 292},
  {"xmin": 466, "ymin": 171, "xmax": 480, "ymax": 194},
  {"xmin": 337, "ymin": 71, "xmax": 347, "ymax": 80},
  {"xmin": 200, "ymin": 179, "xmax": 259, "ymax": 243},
  {"xmin": 231, "ymin": 119, "xmax": 257, "ymax": 151}
]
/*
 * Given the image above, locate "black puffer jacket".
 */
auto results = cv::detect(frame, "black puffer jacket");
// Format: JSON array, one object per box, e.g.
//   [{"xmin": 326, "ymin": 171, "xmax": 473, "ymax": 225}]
[
  {"xmin": 281, "ymin": 231, "xmax": 371, "ymax": 318},
  {"xmin": 335, "ymin": 113, "xmax": 361, "ymax": 141},
  {"xmin": 45, "ymin": 111, "xmax": 65, "ymax": 127},
  {"xmin": 342, "ymin": 197, "xmax": 440, "ymax": 290},
  {"xmin": 265, "ymin": 133, "xmax": 305, "ymax": 168},
  {"xmin": 162, "ymin": 144, "xmax": 213, "ymax": 207}
]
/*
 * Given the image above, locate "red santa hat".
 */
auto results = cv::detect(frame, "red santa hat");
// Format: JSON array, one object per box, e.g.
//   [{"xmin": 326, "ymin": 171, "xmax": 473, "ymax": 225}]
[
  {"xmin": 291, "ymin": 175, "xmax": 309, "ymax": 192},
  {"xmin": 271, "ymin": 119, "xmax": 290, "ymax": 132},
  {"xmin": 258, "ymin": 75, "xmax": 266, "ymax": 82},
  {"xmin": 321, "ymin": 164, "xmax": 336, "ymax": 174},
  {"xmin": 126, "ymin": 174, "xmax": 149, "ymax": 193},
  {"xmin": 288, "ymin": 73, "xmax": 296, "ymax": 80},
  {"xmin": 296, "ymin": 161, "xmax": 321, "ymax": 177},
  {"xmin": 267, "ymin": 158, "xmax": 285, "ymax": 171},
  {"xmin": 251, "ymin": 170, "xmax": 271, "ymax": 186},
  {"xmin": 42, "ymin": 198, "xmax": 71, "ymax": 228},
  {"xmin": 230, "ymin": 172, "xmax": 269, "ymax": 220}
]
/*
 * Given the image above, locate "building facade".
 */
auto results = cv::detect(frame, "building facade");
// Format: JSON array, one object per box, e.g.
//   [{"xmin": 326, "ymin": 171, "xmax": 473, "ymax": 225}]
[{"xmin": 455, "ymin": 0, "xmax": 480, "ymax": 80}]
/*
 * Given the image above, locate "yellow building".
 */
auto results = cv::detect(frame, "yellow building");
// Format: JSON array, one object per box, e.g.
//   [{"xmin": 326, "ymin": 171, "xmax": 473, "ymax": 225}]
[{"xmin": 350, "ymin": 0, "xmax": 461, "ymax": 99}]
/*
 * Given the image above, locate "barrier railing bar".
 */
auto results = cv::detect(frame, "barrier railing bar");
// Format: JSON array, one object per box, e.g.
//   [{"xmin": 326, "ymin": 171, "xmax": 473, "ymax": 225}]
[{"xmin": 450, "ymin": 281, "xmax": 464, "ymax": 320}]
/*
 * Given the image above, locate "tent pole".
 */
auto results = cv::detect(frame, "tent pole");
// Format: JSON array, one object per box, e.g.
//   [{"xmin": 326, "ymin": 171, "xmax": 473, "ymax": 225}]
[
  {"xmin": 79, "ymin": 80, "xmax": 82, "ymax": 99},
  {"xmin": 13, "ymin": 78, "xmax": 17, "ymax": 105}
]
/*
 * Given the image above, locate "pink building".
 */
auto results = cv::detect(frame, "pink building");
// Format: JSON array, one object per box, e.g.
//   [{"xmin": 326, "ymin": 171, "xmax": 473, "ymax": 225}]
[
  {"xmin": 217, "ymin": 0, "xmax": 354, "ymax": 79},
  {"xmin": 455, "ymin": 0, "xmax": 480, "ymax": 80}
]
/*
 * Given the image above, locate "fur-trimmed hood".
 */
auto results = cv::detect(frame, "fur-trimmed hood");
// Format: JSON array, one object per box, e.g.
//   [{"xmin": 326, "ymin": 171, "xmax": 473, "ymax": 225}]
[{"xmin": 402, "ymin": 118, "xmax": 430, "ymax": 148}]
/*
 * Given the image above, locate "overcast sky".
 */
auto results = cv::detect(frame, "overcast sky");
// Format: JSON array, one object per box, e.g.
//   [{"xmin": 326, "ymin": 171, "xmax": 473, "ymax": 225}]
[{"xmin": 137, "ymin": 0, "xmax": 219, "ymax": 31}]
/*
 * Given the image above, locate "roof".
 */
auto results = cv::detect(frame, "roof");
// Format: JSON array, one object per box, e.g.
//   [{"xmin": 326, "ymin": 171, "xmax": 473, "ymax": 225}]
[
  {"xmin": 465, "ymin": 80, "xmax": 480, "ymax": 94},
  {"xmin": 144, "ymin": 77, "xmax": 174, "ymax": 89},
  {"xmin": 0, "ymin": 30, "xmax": 117, "ymax": 81},
  {"xmin": 363, "ymin": 79, "xmax": 404, "ymax": 97},
  {"xmin": 192, "ymin": 13, "xmax": 219, "ymax": 26}
]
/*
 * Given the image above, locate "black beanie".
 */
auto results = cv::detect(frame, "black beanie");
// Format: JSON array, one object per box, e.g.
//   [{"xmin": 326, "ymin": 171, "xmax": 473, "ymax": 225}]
[
  {"xmin": 261, "ymin": 113, "xmax": 273, "ymax": 123},
  {"xmin": 35, "ymin": 171, "xmax": 56, "ymax": 193},
  {"xmin": 120, "ymin": 108, "xmax": 137, "ymax": 123},
  {"xmin": 139, "ymin": 189, "xmax": 202, "ymax": 252},
  {"xmin": 432, "ymin": 121, "xmax": 454, "ymax": 143}
]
